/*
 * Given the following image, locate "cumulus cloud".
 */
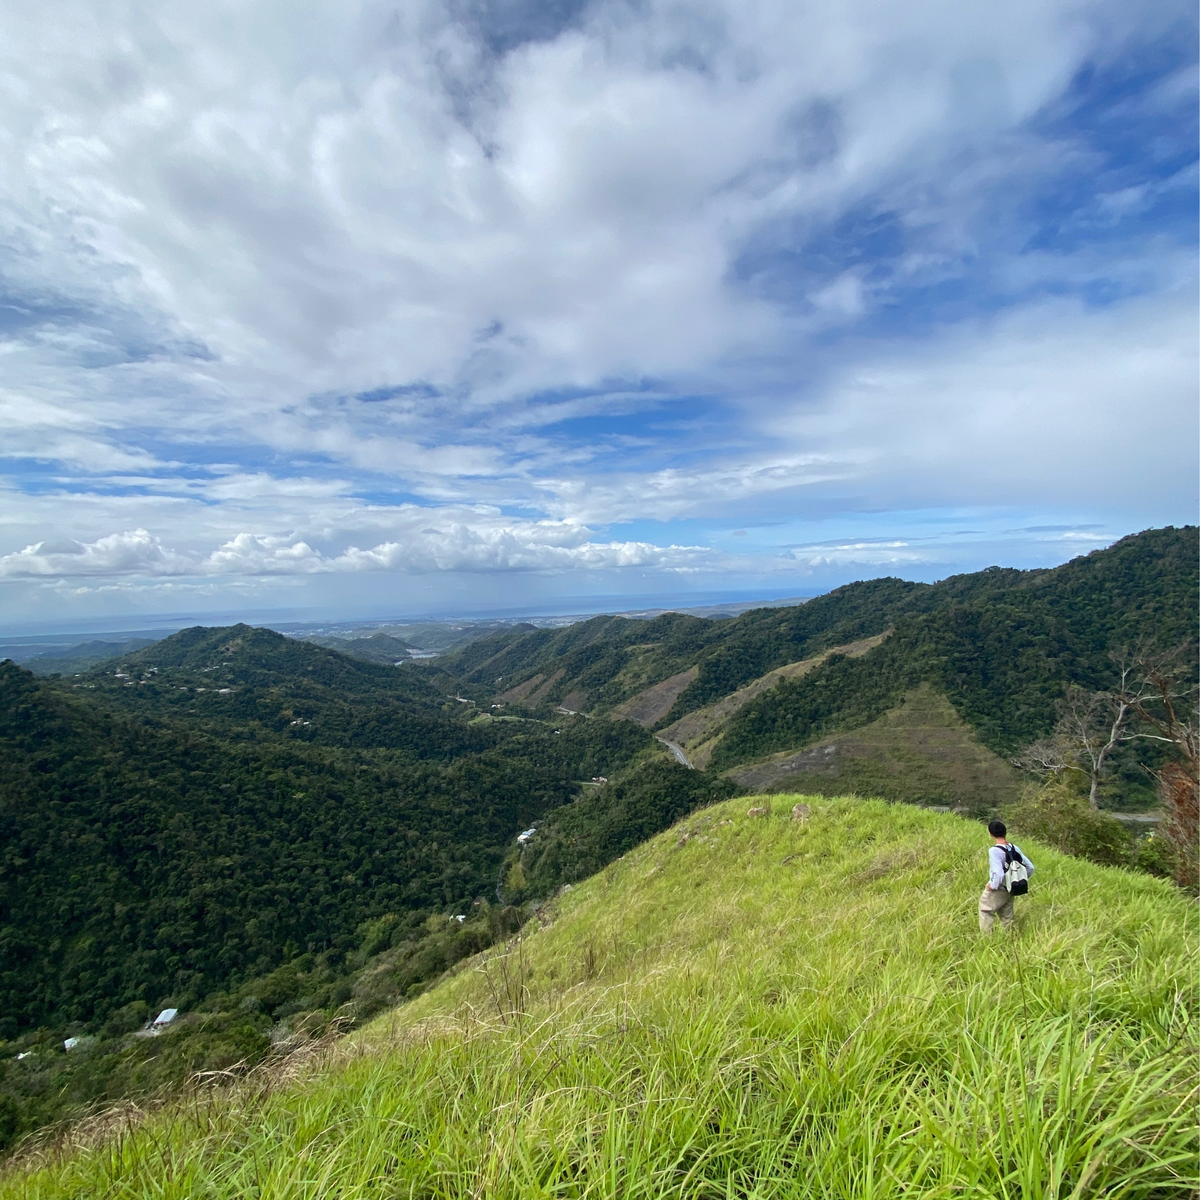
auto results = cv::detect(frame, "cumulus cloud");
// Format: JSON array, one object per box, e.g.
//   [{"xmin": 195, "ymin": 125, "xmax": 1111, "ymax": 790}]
[
  {"xmin": 0, "ymin": 0, "xmax": 1194, "ymax": 620},
  {"xmin": 330, "ymin": 534, "xmax": 709, "ymax": 574},
  {"xmin": 1, "ymin": 0, "xmax": 1181, "ymax": 409},
  {"xmin": 0, "ymin": 529, "xmax": 190, "ymax": 577},
  {"xmin": 0, "ymin": 514, "xmax": 714, "ymax": 580}
]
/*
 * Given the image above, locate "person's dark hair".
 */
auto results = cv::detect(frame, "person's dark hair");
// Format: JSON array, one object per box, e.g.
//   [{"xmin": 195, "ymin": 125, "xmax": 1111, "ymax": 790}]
[{"xmin": 988, "ymin": 819, "xmax": 1007, "ymax": 838}]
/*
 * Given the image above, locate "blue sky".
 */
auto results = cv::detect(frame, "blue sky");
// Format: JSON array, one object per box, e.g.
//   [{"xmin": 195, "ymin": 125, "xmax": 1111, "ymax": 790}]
[{"xmin": 0, "ymin": 0, "xmax": 1195, "ymax": 628}]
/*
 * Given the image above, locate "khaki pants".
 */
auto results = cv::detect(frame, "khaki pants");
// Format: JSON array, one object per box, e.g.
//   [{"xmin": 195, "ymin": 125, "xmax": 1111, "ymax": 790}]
[{"xmin": 979, "ymin": 886, "xmax": 1014, "ymax": 932}]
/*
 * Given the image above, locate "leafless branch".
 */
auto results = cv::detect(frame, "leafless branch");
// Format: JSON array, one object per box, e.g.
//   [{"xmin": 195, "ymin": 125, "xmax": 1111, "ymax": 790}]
[{"xmin": 1112, "ymin": 644, "xmax": 1199, "ymax": 890}]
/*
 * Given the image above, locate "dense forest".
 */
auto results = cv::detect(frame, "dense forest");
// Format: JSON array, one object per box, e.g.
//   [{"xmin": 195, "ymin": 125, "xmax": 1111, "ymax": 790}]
[
  {"xmin": 707, "ymin": 527, "xmax": 1197, "ymax": 771},
  {"xmin": 0, "ymin": 626, "xmax": 705, "ymax": 1141},
  {"xmin": 0, "ymin": 525, "xmax": 1195, "ymax": 1146},
  {"xmin": 432, "ymin": 527, "xmax": 1197, "ymax": 745},
  {"xmin": 0, "ymin": 637, "xmax": 664, "ymax": 1035}
]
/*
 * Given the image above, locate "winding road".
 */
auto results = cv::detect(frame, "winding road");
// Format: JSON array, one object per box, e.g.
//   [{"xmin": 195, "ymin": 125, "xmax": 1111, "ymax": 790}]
[{"xmin": 656, "ymin": 737, "xmax": 694, "ymax": 769}]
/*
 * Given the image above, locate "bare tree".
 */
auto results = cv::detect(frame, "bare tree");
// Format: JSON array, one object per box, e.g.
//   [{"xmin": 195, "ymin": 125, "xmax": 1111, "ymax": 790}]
[
  {"xmin": 1113, "ymin": 646, "xmax": 1199, "ymax": 773},
  {"xmin": 1056, "ymin": 676, "xmax": 1140, "ymax": 809},
  {"xmin": 1011, "ymin": 735, "xmax": 1074, "ymax": 780},
  {"xmin": 1013, "ymin": 646, "xmax": 1198, "ymax": 884},
  {"xmin": 1113, "ymin": 646, "xmax": 1199, "ymax": 890},
  {"xmin": 1013, "ymin": 671, "xmax": 1140, "ymax": 808}
]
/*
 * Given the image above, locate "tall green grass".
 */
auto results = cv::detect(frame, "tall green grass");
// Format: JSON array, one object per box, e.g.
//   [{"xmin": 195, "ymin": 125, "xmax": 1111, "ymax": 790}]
[{"xmin": 8, "ymin": 797, "xmax": 1197, "ymax": 1198}]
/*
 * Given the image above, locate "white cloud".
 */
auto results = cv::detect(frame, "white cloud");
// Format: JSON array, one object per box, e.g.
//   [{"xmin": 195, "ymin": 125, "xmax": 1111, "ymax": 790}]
[
  {"xmin": 0, "ymin": 0, "xmax": 1156, "ymax": 414},
  {"xmin": 0, "ymin": 528, "xmax": 190, "ymax": 577},
  {"xmin": 772, "ymin": 287, "xmax": 1199, "ymax": 513},
  {"xmin": 202, "ymin": 534, "xmax": 328, "ymax": 575},
  {"xmin": 524, "ymin": 285, "xmax": 1198, "ymax": 523},
  {"xmin": 0, "ymin": 513, "xmax": 714, "ymax": 580},
  {"xmin": 330, "ymin": 533, "xmax": 709, "ymax": 574},
  {"xmin": 0, "ymin": 0, "xmax": 1193, "ymax": 621},
  {"xmin": 809, "ymin": 272, "xmax": 867, "ymax": 317}
]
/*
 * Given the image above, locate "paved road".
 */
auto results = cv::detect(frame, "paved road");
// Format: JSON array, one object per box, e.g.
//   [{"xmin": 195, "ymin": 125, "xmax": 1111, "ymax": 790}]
[{"xmin": 656, "ymin": 737, "xmax": 694, "ymax": 769}]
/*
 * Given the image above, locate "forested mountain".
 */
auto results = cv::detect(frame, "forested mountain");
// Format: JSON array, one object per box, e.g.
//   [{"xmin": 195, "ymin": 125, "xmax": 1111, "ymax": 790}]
[
  {"xmin": 706, "ymin": 526, "xmax": 1197, "ymax": 771},
  {"xmin": 72, "ymin": 623, "xmax": 493, "ymax": 759},
  {"xmin": 0, "ymin": 617, "xmax": 701, "ymax": 1138},
  {"xmin": 0, "ymin": 525, "xmax": 1193, "ymax": 1145},
  {"xmin": 434, "ymin": 526, "xmax": 1198, "ymax": 784},
  {"xmin": 1, "ymin": 665, "xmax": 531, "ymax": 1029},
  {"xmin": 301, "ymin": 632, "xmax": 414, "ymax": 665}
]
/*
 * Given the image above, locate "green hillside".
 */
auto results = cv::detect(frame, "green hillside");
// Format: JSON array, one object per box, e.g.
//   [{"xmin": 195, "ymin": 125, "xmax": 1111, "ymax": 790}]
[
  {"xmin": 725, "ymin": 684, "xmax": 1023, "ymax": 809},
  {"xmin": 436, "ymin": 528, "xmax": 1197, "ymax": 731},
  {"xmin": 658, "ymin": 632, "xmax": 889, "ymax": 765},
  {"xmin": 433, "ymin": 527, "xmax": 1198, "ymax": 808},
  {"xmin": 0, "ymin": 662, "xmax": 568, "ymax": 1032},
  {"xmin": 0, "ymin": 649, "xmax": 661, "ymax": 1035},
  {"xmin": 7, "ymin": 797, "xmax": 1194, "ymax": 1198},
  {"xmin": 1, "ymin": 527, "xmax": 1193, "ymax": 1149},
  {"xmin": 74, "ymin": 623, "xmax": 462, "ymax": 746},
  {"xmin": 296, "ymin": 631, "xmax": 415, "ymax": 665},
  {"xmin": 711, "ymin": 527, "xmax": 1197, "ymax": 768}
]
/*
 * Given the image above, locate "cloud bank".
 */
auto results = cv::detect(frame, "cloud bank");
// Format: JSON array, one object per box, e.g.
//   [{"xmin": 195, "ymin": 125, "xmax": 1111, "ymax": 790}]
[
  {"xmin": 0, "ymin": 0, "xmax": 1194, "ymax": 620},
  {"xmin": 0, "ymin": 518, "xmax": 714, "ymax": 580}
]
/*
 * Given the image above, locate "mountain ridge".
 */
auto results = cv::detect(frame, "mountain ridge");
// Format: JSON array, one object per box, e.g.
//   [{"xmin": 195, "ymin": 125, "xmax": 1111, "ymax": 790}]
[{"xmin": 429, "ymin": 526, "xmax": 1197, "ymax": 801}]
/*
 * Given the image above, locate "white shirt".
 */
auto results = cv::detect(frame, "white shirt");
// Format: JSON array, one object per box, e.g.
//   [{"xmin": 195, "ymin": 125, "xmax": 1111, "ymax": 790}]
[{"xmin": 988, "ymin": 842, "xmax": 1034, "ymax": 890}]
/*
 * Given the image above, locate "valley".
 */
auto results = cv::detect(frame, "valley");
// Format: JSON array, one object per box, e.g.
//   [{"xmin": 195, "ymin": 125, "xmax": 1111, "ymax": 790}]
[{"xmin": 0, "ymin": 525, "xmax": 1195, "ymax": 1172}]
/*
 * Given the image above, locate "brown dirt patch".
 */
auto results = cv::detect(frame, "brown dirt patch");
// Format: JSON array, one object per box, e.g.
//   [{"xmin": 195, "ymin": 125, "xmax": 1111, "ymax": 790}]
[
  {"xmin": 660, "ymin": 632, "xmax": 890, "ymax": 750},
  {"xmin": 612, "ymin": 667, "xmax": 699, "ymax": 727}
]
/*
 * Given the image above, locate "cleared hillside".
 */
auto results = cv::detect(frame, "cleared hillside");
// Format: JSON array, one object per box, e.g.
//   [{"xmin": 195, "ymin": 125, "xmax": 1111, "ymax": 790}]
[
  {"xmin": 9, "ymin": 797, "xmax": 1195, "ymax": 1198},
  {"xmin": 727, "ymin": 684, "xmax": 1023, "ymax": 809},
  {"xmin": 658, "ymin": 632, "xmax": 889, "ymax": 767}
]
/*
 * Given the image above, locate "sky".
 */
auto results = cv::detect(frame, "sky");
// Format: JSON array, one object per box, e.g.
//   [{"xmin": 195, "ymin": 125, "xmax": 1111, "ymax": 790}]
[{"xmin": 0, "ymin": 0, "xmax": 1196, "ymax": 630}]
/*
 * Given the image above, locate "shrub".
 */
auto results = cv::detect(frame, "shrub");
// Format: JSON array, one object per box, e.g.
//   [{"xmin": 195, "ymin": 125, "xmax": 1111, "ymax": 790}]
[
  {"xmin": 1133, "ymin": 831, "xmax": 1176, "ymax": 879},
  {"xmin": 1159, "ymin": 762, "xmax": 1199, "ymax": 893},
  {"xmin": 356, "ymin": 913, "xmax": 401, "ymax": 960},
  {"xmin": 103, "ymin": 1001, "xmax": 149, "ymax": 1037},
  {"xmin": 1005, "ymin": 782, "xmax": 1131, "ymax": 868},
  {"xmin": 0, "ymin": 1097, "xmax": 17, "ymax": 1154}
]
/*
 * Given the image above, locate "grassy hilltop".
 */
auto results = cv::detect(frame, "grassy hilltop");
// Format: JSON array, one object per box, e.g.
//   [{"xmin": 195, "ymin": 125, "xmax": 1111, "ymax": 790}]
[{"xmin": 9, "ymin": 797, "xmax": 1195, "ymax": 1199}]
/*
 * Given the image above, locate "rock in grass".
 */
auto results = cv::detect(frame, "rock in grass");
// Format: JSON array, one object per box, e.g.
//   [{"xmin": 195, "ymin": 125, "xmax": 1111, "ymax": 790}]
[
  {"xmin": 747, "ymin": 804, "xmax": 771, "ymax": 818},
  {"xmin": 791, "ymin": 803, "xmax": 810, "ymax": 822}
]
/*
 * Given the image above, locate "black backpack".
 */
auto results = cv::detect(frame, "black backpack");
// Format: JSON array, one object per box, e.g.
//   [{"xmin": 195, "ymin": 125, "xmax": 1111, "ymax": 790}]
[{"xmin": 1003, "ymin": 844, "xmax": 1030, "ymax": 895}]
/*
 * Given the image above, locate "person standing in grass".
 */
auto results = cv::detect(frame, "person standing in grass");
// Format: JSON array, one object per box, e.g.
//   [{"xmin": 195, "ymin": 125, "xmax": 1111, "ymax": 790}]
[{"xmin": 979, "ymin": 819, "xmax": 1034, "ymax": 933}]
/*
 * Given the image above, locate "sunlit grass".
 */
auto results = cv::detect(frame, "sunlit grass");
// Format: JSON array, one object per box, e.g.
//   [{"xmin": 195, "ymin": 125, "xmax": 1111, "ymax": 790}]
[{"xmin": 9, "ymin": 796, "xmax": 1197, "ymax": 1198}]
